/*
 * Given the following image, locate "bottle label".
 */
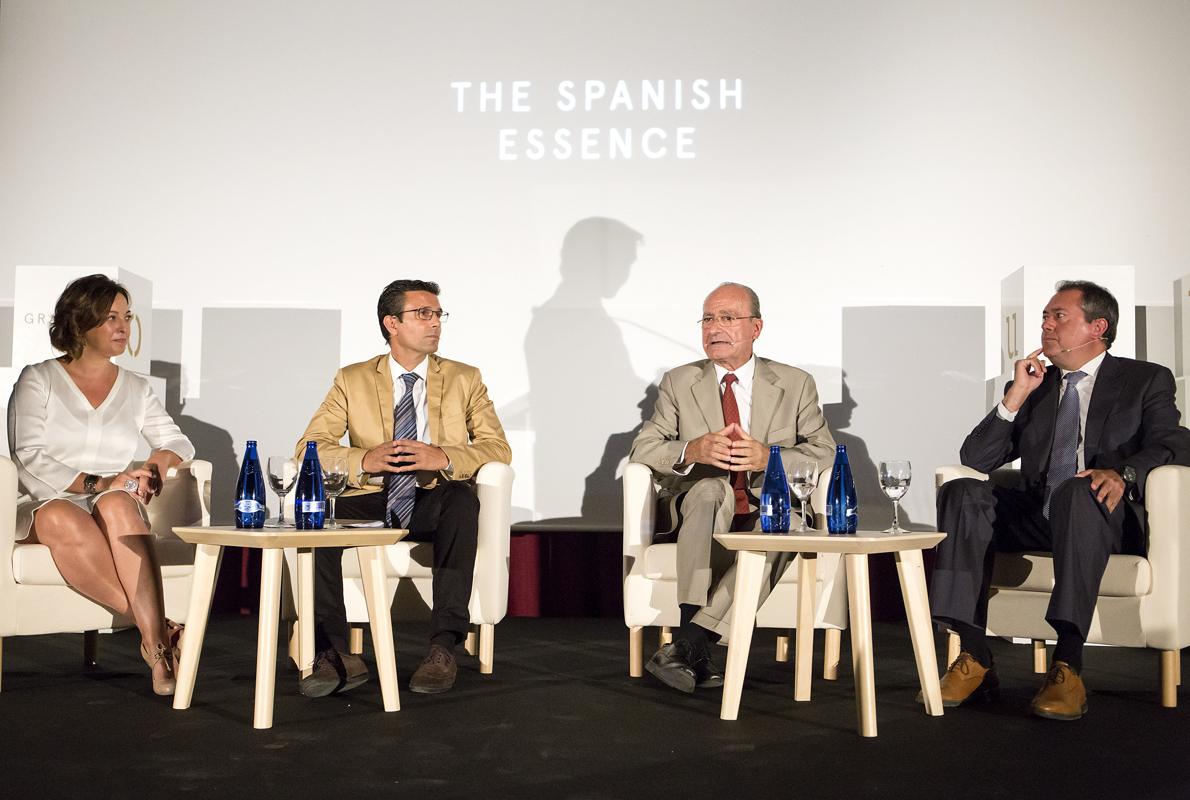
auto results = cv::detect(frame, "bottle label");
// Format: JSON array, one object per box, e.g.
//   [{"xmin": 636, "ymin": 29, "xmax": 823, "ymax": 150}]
[
  {"xmin": 235, "ymin": 499, "xmax": 263, "ymax": 513},
  {"xmin": 300, "ymin": 500, "xmax": 326, "ymax": 513},
  {"xmin": 760, "ymin": 502, "xmax": 773, "ymax": 516}
]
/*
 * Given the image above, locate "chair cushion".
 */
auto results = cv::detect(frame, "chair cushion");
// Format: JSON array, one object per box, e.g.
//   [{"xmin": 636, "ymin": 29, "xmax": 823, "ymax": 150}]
[
  {"xmin": 13, "ymin": 543, "xmax": 192, "ymax": 586},
  {"xmin": 340, "ymin": 541, "xmax": 433, "ymax": 579},
  {"xmin": 992, "ymin": 552, "xmax": 1150, "ymax": 597}
]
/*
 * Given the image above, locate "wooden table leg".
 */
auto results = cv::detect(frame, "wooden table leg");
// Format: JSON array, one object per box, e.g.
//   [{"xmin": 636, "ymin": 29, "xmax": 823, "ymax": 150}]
[
  {"xmin": 297, "ymin": 547, "xmax": 314, "ymax": 678},
  {"xmin": 253, "ymin": 548, "xmax": 283, "ymax": 730},
  {"xmin": 845, "ymin": 553, "xmax": 877, "ymax": 737},
  {"xmin": 173, "ymin": 543, "xmax": 222, "ymax": 711},
  {"xmin": 720, "ymin": 549, "xmax": 766, "ymax": 721},
  {"xmin": 357, "ymin": 545, "xmax": 400, "ymax": 712},
  {"xmin": 896, "ymin": 548, "xmax": 943, "ymax": 717},
  {"xmin": 794, "ymin": 552, "xmax": 817, "ymax": 702}
]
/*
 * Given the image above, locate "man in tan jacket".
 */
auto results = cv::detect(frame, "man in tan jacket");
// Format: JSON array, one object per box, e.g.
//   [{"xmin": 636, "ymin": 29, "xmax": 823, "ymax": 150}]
[
  {"xmin": 296, "ymin": 279, "xmax": 511, "ymax": 697},
  {"xmin": 629, "ymin": 283, "xmax": 835, "ymax": 693}
]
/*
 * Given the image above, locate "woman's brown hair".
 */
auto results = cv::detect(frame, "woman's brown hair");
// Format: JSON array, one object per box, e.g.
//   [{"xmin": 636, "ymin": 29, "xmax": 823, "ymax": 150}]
[{"xmin": 48, "ymin": 274, "xmax": 131, "ymax": 362}]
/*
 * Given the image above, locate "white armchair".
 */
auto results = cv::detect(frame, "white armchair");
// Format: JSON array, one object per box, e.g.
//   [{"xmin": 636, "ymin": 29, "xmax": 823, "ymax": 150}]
[
  {"xmin": 936, "ymin": 464, "xmax": 1190, "ymax": 707},
  {"xmin": 0, "ymin": 456, "xmax": 213, "ymax": 690},
  {"xmin": 623, "ymin": 462, "xmax": 847, "ymax": 678},
  {"xmin": 284, "ymin": 461, "xmax": 513, "ymax": 674}
]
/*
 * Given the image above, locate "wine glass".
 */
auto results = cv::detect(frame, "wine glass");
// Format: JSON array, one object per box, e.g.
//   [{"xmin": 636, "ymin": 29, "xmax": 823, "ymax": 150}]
[
  {"xmin": 266, "ymin": 457, "xmax": 297, "ymax": 528},
  {"xmin": 322, "ymin": 457, "xmax": 348, "ymax": 529},
  {"xmin": 879, "ymin": 460, "xmax": 912, "ymax": 533},
  {"xmin": 788, "ymin": 461, "xmax": 818, "ymax": 532}
]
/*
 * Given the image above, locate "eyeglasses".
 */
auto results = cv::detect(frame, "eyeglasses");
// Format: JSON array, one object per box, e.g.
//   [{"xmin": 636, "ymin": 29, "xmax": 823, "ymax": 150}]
[
  {"xmin": 698, "ymin": 314, "xmax": 757, "ymax": 327},
  {"xmin": 393, "ymin": 307, "xmax": 449, "ymax": 322}
]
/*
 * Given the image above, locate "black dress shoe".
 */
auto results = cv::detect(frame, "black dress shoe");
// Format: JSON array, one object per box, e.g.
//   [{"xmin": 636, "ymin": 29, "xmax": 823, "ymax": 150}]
[
  {"xmin": 338, "ymin": 652, "xmax": 370, "ymax": 694},
  {"xmin": 692, "ymin": 649, "xmax": 724, "ymax": 689},
  {"xmin": 646, "ymin": 640, "xmax": 697, "ymax": 693},
  {"xmin": 300, "ymin": 650, "xmax": 346, "ymax": 698}
]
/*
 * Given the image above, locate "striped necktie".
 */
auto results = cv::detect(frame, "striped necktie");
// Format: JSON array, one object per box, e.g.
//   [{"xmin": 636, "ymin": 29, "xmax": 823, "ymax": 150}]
[
  {"xmin": 1043, "ymin": 370, "xmax": 1086, "ymax": 519},
  {"xmin": 385, "ymin": 372, "xmax": 420, "ymax": 528}
]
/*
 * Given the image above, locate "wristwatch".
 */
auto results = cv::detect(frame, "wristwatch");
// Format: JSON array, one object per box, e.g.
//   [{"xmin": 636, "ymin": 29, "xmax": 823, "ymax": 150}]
[
  {"xmin": 83, "ymin": 474, "xmax": 100, "ymax": 494},
  {"xmin": 1120, "ymin": 465, "xmax": 1137, "ymax": 495}
]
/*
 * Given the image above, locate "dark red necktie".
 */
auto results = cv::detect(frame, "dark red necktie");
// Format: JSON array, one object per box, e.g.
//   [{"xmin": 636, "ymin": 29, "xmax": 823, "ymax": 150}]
[{"xmin": 721, "ymin": 373, "xmax": 749, "ymax": 514}]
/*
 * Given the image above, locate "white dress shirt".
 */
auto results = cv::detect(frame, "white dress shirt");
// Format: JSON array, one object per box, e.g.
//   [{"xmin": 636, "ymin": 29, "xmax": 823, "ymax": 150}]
[
  {"xmin": 675, "ymin": 356, "xmax": 756, "ymax": 474},
  {"xmin": 997, "ymin": 350, "xmax": 1105, "ymax": 471},
  {"xmin": 8, "ymin": 358, "xmax": 195, "ymax": 539},
  {"xmin": 389, "ymin": 354, "xmax": 431, "ymax": 444}
]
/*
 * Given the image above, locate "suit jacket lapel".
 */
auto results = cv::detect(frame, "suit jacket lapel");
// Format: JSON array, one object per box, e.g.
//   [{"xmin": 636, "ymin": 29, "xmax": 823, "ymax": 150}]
[
  {"xmin": 375, "ymin": 355, "xmax": 394, "ymax": 439},
  {"xmin": 426, "ymin": 355, "xmax": 444, "ymax": 444},
  {"xmin": 692, "ymin": 362, "xmax": 725, "ymax": 432},
  {"xmin": 749, "ymin": 358, "xmax": 783, "ymax": 441},
  {"xmin": 1084, "ymin": 352, "xmax": 1123, "ymax": 466}
]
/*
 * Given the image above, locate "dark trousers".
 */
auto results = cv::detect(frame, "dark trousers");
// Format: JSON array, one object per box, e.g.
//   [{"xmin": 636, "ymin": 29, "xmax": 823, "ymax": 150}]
[
  {"xmin": 931, "ymin": 476, "xmax": 1135, "ymax": 640},
  {"xmin": 313, "ymin": 482, "xmax": 480, "ymax": 653}
]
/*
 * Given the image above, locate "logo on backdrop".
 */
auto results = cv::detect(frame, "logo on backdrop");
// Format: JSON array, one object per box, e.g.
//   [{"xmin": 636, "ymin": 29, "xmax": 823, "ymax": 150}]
[
  {"xmin": 450, "ymin": 78, "xmax": 744, "ymax": 161},
  {"xmin": 127, "ymin": 313, "xmax": 143, "ymax": 357}
]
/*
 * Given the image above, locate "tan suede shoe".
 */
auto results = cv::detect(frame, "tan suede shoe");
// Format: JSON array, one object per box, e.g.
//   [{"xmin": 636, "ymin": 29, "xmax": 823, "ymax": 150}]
[
  {"xmin": 918, "ymin": 651, "xmax": 999, "ymax": 707},
  {"xmin": 1031, "ymin": 661, "xmax": 1087, "ymax": 721}
]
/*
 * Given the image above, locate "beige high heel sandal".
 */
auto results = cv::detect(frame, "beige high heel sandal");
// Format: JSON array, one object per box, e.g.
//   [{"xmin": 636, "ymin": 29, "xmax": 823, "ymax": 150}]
[{"xmin": 140, "ymin": 641, "xmax": 177, "ymax": 696}]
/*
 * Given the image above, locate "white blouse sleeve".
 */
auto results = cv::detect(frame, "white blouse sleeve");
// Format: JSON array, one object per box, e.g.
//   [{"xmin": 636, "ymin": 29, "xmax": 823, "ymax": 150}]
[
  {"xmin": 137, "ymin": 377, "xmax": 195, "ymax": 461},
  {"xmin": 7, "ymin": 365, "xmax": 80, "ymax": 498}
]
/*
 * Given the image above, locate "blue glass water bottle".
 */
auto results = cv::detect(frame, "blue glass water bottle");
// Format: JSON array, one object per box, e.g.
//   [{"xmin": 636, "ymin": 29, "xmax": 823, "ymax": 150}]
[
  {"xmin": 759, "ymin": 445, "xmax": 792, "ymax": 533},
  {"xmin": 234, "ymin": 440, "xmax": 266, "ymax": 529},
  {"xmin": 826, "ymin": 444, "xmax": 858, "ymax": 534},
  {"xmin": 293, "ymin": 441, "xmax": 326, "ymax": 530}
]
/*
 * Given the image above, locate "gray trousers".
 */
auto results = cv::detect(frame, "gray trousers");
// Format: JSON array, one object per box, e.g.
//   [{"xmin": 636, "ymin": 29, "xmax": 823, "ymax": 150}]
[{"xmin": 667, "ymin": 477, "xmax": 781, "ymax": 641}]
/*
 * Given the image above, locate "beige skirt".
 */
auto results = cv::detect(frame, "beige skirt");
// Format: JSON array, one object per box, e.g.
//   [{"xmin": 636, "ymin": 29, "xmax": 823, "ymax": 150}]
[{"xmin": 15, "ymin": 489, "xmax": 152, "ymax": 542}]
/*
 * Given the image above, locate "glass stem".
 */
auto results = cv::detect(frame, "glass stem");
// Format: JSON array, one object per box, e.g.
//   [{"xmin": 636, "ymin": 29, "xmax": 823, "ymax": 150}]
[
  {"xmin": 799, "ymin": 499, "xmax": 808, "ymax": 531},
  {"xmin": 278, "ymin": 494, "xmax": 287, "ymax": 527},
  {"xmin": 892, "ymin": 500, "xmax": 900, "ymax": 531},
  {"xmin": 329, "ymin": 496, "xmax": 337, "ymax": 526}
]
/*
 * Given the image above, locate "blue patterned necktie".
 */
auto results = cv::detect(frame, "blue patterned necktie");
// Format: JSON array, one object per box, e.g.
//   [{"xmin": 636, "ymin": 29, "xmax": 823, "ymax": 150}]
[
  {"xmin": 1043, "ymin": 370, "xmax": 1087, "ymax": 518},
  {"xmin": 385, "ymin": 372, "xmax": 420, "ymax": 528}
]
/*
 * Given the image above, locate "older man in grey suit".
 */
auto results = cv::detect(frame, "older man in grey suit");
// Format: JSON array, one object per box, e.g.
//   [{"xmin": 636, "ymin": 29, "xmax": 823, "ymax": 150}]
[{"xmin": 629, "ymin": 282, "xmax": 836, "ymax": 693}]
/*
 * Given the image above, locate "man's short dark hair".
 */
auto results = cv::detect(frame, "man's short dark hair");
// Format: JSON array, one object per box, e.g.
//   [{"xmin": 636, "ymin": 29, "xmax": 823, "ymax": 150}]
[
  {"xmin": 1055, "ymin": 280, "xmax": 1119, "ymax": 348},
  {"xmin": 376, "ymin": 279, "xmax": 441, "ymax": 343}
]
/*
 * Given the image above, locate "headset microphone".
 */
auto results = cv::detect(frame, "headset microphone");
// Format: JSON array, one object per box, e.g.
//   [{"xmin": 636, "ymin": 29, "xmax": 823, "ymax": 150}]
[{"xmin": 1059, "ymin": 337, "xmax": 1104, "ymax": 354}]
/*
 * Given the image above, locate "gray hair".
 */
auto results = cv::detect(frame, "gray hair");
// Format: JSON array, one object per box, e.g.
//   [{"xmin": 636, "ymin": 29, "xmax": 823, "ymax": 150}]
[{"xmin": 714, "ymin": 282, "xmax": 761, "ymax": 319}]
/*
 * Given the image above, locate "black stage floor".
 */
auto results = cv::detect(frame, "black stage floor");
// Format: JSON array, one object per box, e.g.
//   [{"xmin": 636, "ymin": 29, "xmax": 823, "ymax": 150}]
[{"xmin": 3, "ymin": 616, "xmax": 1189, "ymax": 799}]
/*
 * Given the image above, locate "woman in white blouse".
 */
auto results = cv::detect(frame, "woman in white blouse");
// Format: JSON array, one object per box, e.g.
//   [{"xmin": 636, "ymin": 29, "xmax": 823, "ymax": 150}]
[{"xmin": 8, "ymin": 275, "xmax": 195, "ymax": 696}]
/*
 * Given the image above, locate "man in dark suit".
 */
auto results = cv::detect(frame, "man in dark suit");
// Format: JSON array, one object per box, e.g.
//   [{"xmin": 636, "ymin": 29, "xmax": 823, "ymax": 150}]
[{"xmin": 931, "ymin": 280, "xmax": 1190, "ymax": 720}]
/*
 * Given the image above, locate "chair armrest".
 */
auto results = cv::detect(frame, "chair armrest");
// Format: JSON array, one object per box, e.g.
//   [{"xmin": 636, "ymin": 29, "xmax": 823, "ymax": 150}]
[
  {"xmin": 622, "ymin": 463, "xmax": 656, "ymax": 563},
  {"xmin": 0, "ymin": 457, "xmax": 19, "ymax": 634},
  {"xmin": 473, "ymin": 461, "xmax": 513, "ymax": 621},
  {"xmin": 935, "ymin": 465, "xmax": 989, "ymax": 488},
  {"xmin": 147, "ymin": 459, "xmax": 213, "ymax": 538},
  {"xmin": 1140, "ymin": 465, "xmax": 1190, "ymax": 649},
  {"xmin": 475, "ymin": 462, "xmax": 513, "ymax": 558}
]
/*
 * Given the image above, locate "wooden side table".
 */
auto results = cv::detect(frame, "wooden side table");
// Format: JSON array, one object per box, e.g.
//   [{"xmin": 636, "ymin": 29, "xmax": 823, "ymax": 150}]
[
  {"xmin": 170, "ymin": 525, "xmax": 406, "ymax": 729},
  {"xmin": 715, "ymin": 530, "xmax": 946, "ymax": 737}
]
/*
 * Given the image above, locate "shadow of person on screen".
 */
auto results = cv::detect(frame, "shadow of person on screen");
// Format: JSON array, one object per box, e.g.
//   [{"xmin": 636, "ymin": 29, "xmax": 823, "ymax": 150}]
[
  {"xmin": 525, "ymin": 217, "xmax": 645, "ymax": 526},
  {"xmin": 824, "ymin": 371, "xmax": 917, "ymax": 620},
  {"xmin": 581, "ymin": 379, "xmax": 661, "ymax": 521},
  {"xmin": 150, "ymin": 360, "xmax": 237, "ymax": 526}
]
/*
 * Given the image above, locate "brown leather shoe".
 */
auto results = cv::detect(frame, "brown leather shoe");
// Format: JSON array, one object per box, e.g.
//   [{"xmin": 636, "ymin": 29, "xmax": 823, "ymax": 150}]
[
  {"xmin": 299, "ymin": 649, "xmax": 370, "ymax": 698},
  {"xmin": 918, "ymin": 651, "xmax": 999, "ymax": 707},
  {"xmin": 1031, "ymin": 661, "xmax": 1087, "ymax": 721},
  {"xmin": 410, "ymin": 644, "xmax": 457, "ymax": 694}
]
